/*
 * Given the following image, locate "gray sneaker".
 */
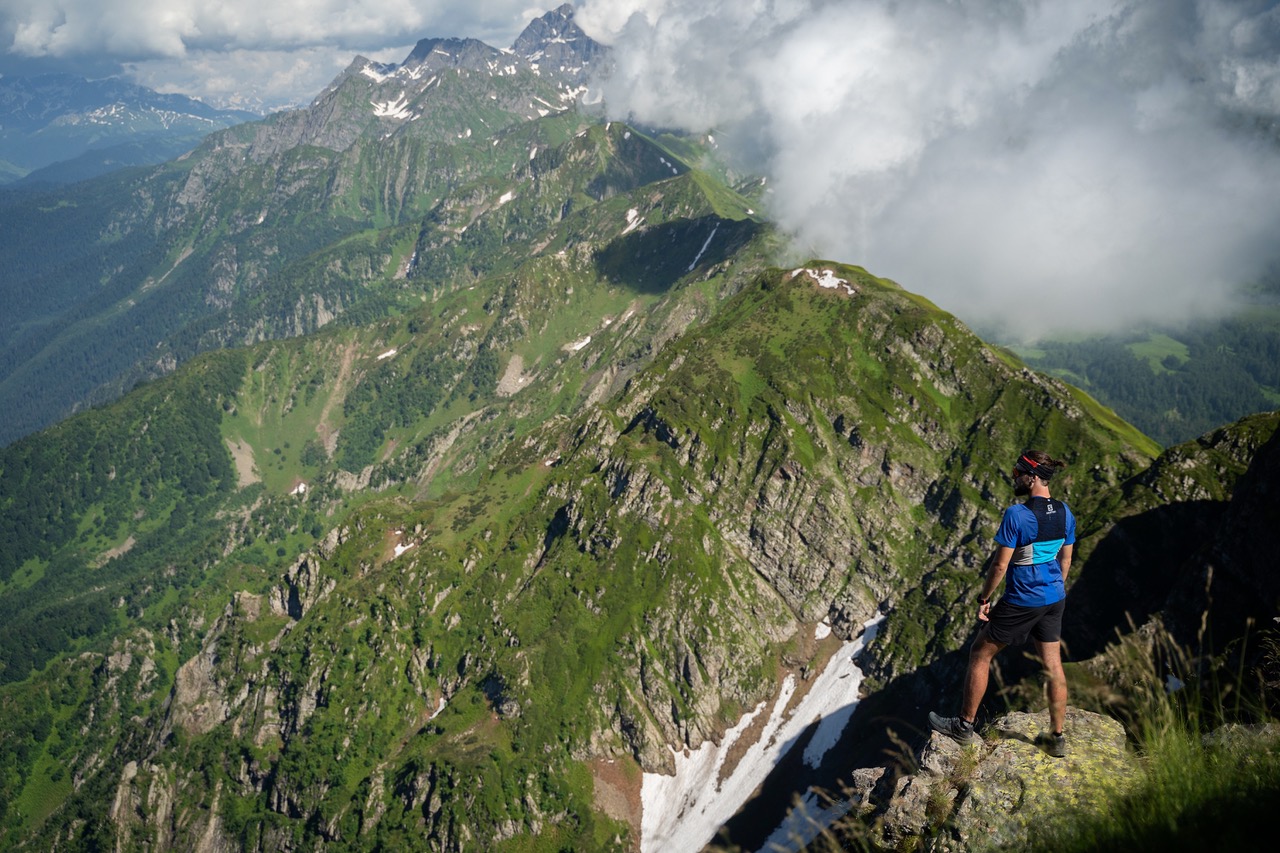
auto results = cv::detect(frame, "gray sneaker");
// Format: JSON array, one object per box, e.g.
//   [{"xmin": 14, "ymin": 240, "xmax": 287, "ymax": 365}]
[
  {"xmin": 928, "ymin": 711, "xmax": 982, "ymax": 746},
  {"xmin": 1036, "ymin": 731, "xmax": 1066, "ymax": 758}
]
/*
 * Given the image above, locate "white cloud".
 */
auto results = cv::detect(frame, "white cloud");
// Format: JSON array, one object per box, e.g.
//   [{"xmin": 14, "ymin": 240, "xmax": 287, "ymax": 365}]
[
  {"xmin": 2, "ymin": 1, "xmax": 432, "ymax": 57},
  {"xmin": 0, "ymin": 0, "xmax": 546, "ymax": 108},
  {"xmin": 578, "ymin": 0, "xmax": 1280, "ymax": 337},
  {"xmin": 6, "ymin": 1, "xmax": 1278, "ymax": 335}
]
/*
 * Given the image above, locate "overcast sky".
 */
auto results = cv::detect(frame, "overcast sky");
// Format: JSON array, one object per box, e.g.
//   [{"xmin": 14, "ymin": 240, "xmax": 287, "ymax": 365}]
[{"xmin": 3, "ymin": 0, "xmax": 1279, "ymax": 336}]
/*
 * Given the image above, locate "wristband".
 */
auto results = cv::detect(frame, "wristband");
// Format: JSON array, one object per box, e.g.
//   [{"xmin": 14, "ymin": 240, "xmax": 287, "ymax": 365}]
[{"xmin": 979, "ymin": 598, "xmax": 989, "ymax": 606}]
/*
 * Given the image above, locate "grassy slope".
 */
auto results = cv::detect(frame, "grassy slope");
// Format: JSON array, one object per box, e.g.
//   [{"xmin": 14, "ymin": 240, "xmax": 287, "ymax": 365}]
[{"xmin": 0, "ymin": 197, "xmax": 1167, "ymax": 851}]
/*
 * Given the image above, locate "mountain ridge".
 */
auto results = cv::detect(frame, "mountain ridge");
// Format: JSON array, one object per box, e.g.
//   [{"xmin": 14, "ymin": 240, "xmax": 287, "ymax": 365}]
[
  {"xmin": 0, "ymin": 254, "xmax": 1170, "ymax": 850},
  {"xmin": 0, "ymin": 71, "xmax": 256, "ymax": 185},
  {"xmin": 0, "ymin": 6, "xmax": 1276, "ymax": 851}
]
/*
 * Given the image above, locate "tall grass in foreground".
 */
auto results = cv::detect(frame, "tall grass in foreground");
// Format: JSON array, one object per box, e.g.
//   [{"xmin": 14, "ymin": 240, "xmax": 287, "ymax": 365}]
[
  {"xmin": 807, "ymin": 618, "xmax": 1280, "ymax": 852},
  {"xmin": 1025, "ymin": 618, "xmax": 1280, "ymax": 852}
]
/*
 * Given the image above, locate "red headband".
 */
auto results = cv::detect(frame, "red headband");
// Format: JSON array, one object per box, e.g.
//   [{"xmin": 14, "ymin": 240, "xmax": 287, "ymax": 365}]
[{"xmin": 1015, "ymin": 454, "xmax": 1056, "ymax": 479}]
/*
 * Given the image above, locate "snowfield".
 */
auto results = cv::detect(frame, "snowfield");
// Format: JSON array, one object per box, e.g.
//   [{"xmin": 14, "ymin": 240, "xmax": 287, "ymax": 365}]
[
  {"xmin": 790, "ymin": 267, "xmax": 857, "ymax": 296},
  {"xmin": 641, "ymin": 615, "xmax": 884, "ymax": 853}
]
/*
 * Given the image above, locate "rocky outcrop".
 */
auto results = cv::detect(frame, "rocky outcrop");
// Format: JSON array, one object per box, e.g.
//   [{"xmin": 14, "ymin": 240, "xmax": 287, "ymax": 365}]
[
  {"xmin": 1066, "ymin": 411, "xmax": 1280, "ymax": 658},
  {"xmin": 861, "ymin": 708, "xmax": 1136, "ymax": 851}
]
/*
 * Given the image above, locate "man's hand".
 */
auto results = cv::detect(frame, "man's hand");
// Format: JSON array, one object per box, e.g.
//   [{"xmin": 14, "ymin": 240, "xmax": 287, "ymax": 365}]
[{"xmin": 978, "ymin": 600, "xmax": 992, "ymax": 622}]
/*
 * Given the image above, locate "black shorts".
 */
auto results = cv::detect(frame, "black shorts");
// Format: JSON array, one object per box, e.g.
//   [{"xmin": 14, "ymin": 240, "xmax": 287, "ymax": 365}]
[{"xmin": 985, "ymin": 598, "xmax": 1065, "ymax": 646}]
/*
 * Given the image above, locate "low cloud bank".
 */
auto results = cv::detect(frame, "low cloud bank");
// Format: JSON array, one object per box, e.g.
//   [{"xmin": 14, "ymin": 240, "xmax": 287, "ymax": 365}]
[{"xmin": 579, "ymin": 0, "xmax": 1280, "ymax": 337}]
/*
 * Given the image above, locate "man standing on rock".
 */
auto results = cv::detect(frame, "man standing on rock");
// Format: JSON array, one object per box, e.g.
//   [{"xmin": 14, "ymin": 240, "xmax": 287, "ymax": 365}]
[{"xmin": 929, "ymin": 449, "xmax": 1075, "ymax": 757}]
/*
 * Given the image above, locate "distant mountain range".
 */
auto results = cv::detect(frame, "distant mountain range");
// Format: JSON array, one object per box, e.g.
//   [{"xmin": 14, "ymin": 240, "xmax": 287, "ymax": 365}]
[
  {"xmin": 0, "ymin": 4, "xmax": 613, "ymax": 445},
  {"xmin": 0, "ymin": 72, "xmax": 258, "ymax": 185},
  {"xmin": 0, "ymin": 6, "xmax": 1277, "ymax": 852}
]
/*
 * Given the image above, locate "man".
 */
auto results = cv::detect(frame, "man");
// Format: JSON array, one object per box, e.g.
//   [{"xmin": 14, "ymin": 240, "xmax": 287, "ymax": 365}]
[{"xmin": 928, "ymin": 449, "xmax": 1076, "ymax": 757}]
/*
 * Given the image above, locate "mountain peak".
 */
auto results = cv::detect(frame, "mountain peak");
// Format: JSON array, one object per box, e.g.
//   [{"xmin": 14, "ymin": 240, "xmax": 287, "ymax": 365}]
[
  {"xmin": 510, "ymin": 4, "xmax": 607, "ymax": 83},
  {"xmin": 402, "ymin": 36, "xmax": 504, "ymax": 72}
]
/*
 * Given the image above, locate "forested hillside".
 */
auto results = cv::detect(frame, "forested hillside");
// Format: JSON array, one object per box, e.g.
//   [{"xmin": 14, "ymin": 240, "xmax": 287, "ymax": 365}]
[
  {"xmin": 0, "ymin": 251, "xmax": 1164, "ymax": 849},
  {"xmin": 0, "ymin": 6, "xmax": 612, "ymax": 446},
  {"xmin": 1, "ymin": 6, "xmax": 1276, "ymax": 850},
  {"xmin": 1014, "ymin": 305, "xmax": 1280, "ymax": 446},
  {"xmin": 0, "ymin": 72, "xmax": 256, "ymax": 185}
]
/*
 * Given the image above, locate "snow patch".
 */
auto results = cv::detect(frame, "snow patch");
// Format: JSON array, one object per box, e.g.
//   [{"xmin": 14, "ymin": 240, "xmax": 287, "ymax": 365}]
[
  {"xmin": 376, "ymin": 348, "xmax": 397, "ymax": 361},
  {"xmin": 564, "ymin": 335, "xmax": 592, "ymax": 352},
  {"xmin": 791, "ymin": 267, "xmax": 857, "ymax": 296},
  {"xmin": 687, "ymin": 225, "xmax": 719, "ymax": 271},
  {"xmin": 623, "ymin": 208, "xmax": 643, "ymax": 235},
  {"xmin": 641, "ymin": 615, "xmax": 884, "ymax": 853},
  {"xmin": 814, "ymin": 621, "xmax": 832, "ymax": 641},
  {"xmin": 372, "ymin": 93, "xmax": 414, "ymax": 120},
  {"xmin": 360, "ymin": 64, "xmax": 396, "ymax": 83},
  {"xmin": 759, "ymin": 789, "xmax": 853, "ymax": 853},
  {"xmin": 498, "ymin": 190, "xmax": 515, "ymax": 206}
]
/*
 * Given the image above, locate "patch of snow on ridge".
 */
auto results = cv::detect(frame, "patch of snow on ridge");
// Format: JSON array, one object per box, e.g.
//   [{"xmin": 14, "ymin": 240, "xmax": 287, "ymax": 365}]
[
  {"xmin": 640, "ymin": 615, "xmax": 884, "ymax": 853},
  {"xmin": 360, "ymin": 63, "xmax": 396, "ymax": 83},
  {"xmin": 791, "ymin": 267, "xmax": 857, "ymax": 296},
  {"xmin": 623, "ymin": 208, "xmax": 643, "ymax": 235},
  {"xmin": 372, "ymin": 93, "xmax": 414, "ymax": 120}
]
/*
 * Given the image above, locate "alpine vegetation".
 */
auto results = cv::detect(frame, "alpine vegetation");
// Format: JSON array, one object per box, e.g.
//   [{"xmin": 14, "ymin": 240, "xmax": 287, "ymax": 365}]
[{"xmin": 0, "ymin": 5, "xmax": 1277, "ymax": 852}]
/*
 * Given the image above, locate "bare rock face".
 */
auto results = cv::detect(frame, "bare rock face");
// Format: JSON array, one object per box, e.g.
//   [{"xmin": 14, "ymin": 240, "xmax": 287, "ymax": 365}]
[
  {"xmin": 875, "ymin": 708, "xmax": 1136, "ymax": 851},
  {"xmin": 269, "ymin": 552, "xmax": 337, "ymax": 619},
  {"xmin": 169, "ymin": 635, "xmax": 232, "ymax": 737}
]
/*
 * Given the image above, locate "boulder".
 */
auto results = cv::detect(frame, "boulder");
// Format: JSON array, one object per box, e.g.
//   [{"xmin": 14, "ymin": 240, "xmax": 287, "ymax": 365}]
[{"xmin": 877, "ymin": 707, "xmax": 1137, "ymax": 851}]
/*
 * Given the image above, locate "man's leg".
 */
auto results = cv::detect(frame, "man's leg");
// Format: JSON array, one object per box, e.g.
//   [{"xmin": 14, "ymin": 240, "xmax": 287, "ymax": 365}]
[
  {"xmin": 1035, "ymin": 639, "xmax": 1067, "ymax": 734},
  {"xmin": 959, "ymin": 630, "xmax": 1006, "ymax": 722}
]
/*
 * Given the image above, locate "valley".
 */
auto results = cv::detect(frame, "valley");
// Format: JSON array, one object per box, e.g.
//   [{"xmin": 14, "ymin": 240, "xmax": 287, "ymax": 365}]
[{"xmin": 1, "ymin": 5, "xmax": 1277, "ymax": 852}]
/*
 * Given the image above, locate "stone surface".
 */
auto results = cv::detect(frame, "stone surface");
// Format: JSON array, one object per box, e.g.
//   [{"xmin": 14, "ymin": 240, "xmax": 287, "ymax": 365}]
[{"xmin": 875, "ymin": 707, "xmax": 1137, "ymax": 852}]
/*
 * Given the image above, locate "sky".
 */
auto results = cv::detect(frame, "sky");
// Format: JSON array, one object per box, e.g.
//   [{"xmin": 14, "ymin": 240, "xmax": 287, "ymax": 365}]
[{"xmin": 2, "ymin": 0, "xmax": 1279, "ymax": 336}]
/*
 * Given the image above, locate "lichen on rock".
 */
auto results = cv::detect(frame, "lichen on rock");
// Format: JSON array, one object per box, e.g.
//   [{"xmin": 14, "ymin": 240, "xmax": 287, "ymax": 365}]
[{"xmin": 873, "ymin": 708, "xmax": 1137, "ymax": 851}]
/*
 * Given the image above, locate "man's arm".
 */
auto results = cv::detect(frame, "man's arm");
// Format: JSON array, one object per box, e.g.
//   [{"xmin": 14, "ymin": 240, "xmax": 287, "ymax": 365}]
[
  {"xmin": 1058, "ymin": 543, "xmax": 1073, "ymax": 584},
  {"xmin": 977, "ymin": 546, "xmax": 1013, "ymax": 621}
]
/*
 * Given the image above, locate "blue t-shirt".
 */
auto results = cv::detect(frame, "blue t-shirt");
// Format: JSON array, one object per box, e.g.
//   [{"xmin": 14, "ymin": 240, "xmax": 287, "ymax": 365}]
[{"xmin": 993, "ymin": 496, "xmax": 1075, "ymax": 607}]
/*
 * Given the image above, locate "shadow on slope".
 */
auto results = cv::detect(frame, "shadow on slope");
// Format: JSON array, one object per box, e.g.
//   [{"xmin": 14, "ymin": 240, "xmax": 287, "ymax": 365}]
[
  {"xmin": 1063, "ymin": 499, "xmax": 1228, "ymax": 660},
  {"xmin": 594, "ymin": 215, "xmax": 762, "ymax": 294}
]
